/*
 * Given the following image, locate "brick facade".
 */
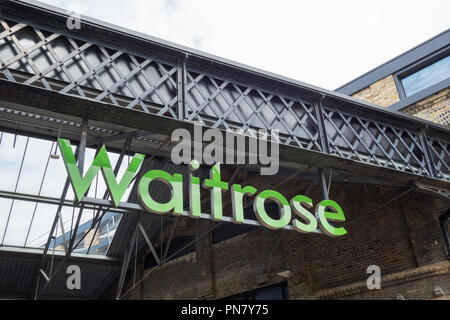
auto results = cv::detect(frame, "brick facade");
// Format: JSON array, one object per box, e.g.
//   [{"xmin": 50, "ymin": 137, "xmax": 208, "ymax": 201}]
[
  {"xmin": 350, "ymin": 75, "xmax": 449, "ymax": 126},
  {"xmin": 107, "ymin": 51, "xmax": 450, "ymax": 301},
  {"xmin": 352, "ymin": 75, "xmax": 400, "ymax": 108},
  {"xmin": 402, "ymin": 88, "xmax": 450, "ymax": 126},
  {"xmin": 109, "ymin": 176, "xmax": 450, "ymax": 300}
]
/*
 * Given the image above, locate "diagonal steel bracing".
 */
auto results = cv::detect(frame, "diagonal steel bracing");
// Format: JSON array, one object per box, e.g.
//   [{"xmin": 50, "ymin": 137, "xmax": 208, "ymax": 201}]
[{"xmin": 0, "ymin": 7, "xmax": 447, "ymax": 188}]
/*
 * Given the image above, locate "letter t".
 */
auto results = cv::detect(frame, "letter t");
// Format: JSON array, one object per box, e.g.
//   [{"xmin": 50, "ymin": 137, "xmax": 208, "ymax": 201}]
[{"xmin": 203, "ymin": 163, "xmax": 228, "ymax": 220}]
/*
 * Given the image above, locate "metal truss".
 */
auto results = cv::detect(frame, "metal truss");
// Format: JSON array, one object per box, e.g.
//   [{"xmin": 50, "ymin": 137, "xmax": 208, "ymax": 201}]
[
  {"xmin": 0, "ymin": 11, "xmax": 448, "ymax": 184},
  {"xmin": 0, "ymin": 0, "xmax": 447, "ymax": 301},
  {"xmin": 114, "ymin": 167, "xmax": 317, "ymax": 300},
  {"xmin": 22, "ymin": 118, "xmax": 153, "ymax": 299}
]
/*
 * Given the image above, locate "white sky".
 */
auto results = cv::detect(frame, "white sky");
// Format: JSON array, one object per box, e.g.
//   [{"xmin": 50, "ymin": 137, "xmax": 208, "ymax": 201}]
[{"xmin": 38, "ymin": 0, "xmax": 450, "ymax": 90}]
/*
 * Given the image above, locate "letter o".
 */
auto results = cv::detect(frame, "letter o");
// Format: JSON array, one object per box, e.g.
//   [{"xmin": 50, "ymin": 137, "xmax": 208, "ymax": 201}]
[{"xmin": 253, "ymin": 190, "xmax": 291, "ymax": 229}]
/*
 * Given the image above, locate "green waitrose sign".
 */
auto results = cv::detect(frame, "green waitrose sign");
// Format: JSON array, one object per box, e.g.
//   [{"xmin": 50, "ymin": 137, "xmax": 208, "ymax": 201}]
[{"xmin": 58, "ymin": 139, "xmax": 347, "ymax": 237}]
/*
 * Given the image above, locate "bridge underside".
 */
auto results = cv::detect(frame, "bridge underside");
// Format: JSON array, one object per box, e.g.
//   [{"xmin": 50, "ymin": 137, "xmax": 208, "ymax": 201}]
[{"xmin": 0, "ymin": 0, "xmax": 448, "ymax": 299}]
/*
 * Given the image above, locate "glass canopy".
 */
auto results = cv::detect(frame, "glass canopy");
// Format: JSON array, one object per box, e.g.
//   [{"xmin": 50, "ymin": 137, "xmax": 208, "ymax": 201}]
[{"xmin": 0, "ymin": 130, "xmax": 138, "ymax": 255}]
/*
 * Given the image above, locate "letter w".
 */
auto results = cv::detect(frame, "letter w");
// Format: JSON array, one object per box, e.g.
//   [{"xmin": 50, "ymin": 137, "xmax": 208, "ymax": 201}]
[{"xmin": 58, "ymin": 138, "xmax": 145, "ymax": 206}]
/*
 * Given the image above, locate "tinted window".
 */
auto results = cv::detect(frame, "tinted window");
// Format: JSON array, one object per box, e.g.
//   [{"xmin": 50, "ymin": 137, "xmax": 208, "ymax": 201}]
[
  {"xmin": 224, "ymin": 281, "xmax": 289, "ymax": 300},
  {"xmin": 401, "ymin": 55, "xmax": 450, "ymax": 97}
]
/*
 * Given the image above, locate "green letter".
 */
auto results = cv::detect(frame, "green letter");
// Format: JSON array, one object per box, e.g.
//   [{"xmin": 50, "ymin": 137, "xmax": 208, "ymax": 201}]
[
  {"xmin": 58, "ymin": 138, "xmax": 144, "ymax": 206},
  {"xmin": 317, "ymin": 199, "xmax": 347, "ymax": 236},
  {"xmin": 59, "ymin": 138, "xmax": 104, "ymax": 202},
  {"xmin": 138, "ymin": 169, "xmax": 184, "ymax": 215},
  {"xmin": 189, "ymin": 160, "xmax": 201, "ymax": 217},
  {"xmin": 203, "ymin": 163, "xmax": 228, "ymax": 221},
  {"xmin": 290, "ymin": 195, "xmax": 317, "ymax": 233},
  {"xmin": 253, "ymin": 190, "xmax": 291, "ymax": 229},
  {"xmin": 231, "ymin": 184, "xmax": 257, "ymax": 223},
  {"xmin": 102, "ymin": 153, "xmax": 145, "ymax": 207}
]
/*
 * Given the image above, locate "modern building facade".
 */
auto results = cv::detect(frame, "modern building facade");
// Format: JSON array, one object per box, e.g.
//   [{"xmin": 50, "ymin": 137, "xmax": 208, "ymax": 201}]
[{"xmin": 0, "ymin": 0, "xmax": 448, "ymax": 300}]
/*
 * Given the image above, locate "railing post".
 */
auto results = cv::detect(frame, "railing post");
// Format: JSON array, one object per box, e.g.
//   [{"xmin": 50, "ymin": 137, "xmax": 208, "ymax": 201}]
[
  {"xmin": 418, "ymin": 129, "xmax": 438, "ymax": 179},
  {"xmin": 177, "ymin": 55, "xmax": 187, "ymax": 121},
  {"xmin": 313, "ymin": 96, "xmax": 331, "ymax": 154},
  {"xmin": 313, "ymin": 96, "xmax": 332, "ymax": 203}
]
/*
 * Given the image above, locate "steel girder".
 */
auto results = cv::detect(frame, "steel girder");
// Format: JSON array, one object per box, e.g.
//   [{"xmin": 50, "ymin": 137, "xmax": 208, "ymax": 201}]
[{"xmin": 0, "ymin": 0, "xmax": 448, "ymax": 189}]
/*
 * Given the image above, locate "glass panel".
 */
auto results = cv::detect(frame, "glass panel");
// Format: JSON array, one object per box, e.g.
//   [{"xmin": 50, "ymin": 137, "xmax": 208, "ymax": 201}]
[
  {"xmin": 91, "ymin": 212, "xmax": 123, "ymax": 255},
  {"xmin": 0, "ymin": 133, "xmax": 29, "ymax": 192},
  {"xmin": 401, "ymin": 55, "xmax": 450, "ymax": 97},
  {"xmin": 0, "ymin": 131, "xmax": 134, "ymax": 254},
  {"xmin": 25, "ymin": 203, "xmax": 58, "ymax": 248},
  {"xmin": 40, "ymin": 143, "xmax": 69, "ymax": 198},
  {"xmin": 2, "ymin": 200, "xmax": 36, "ymax": 246},
  {"xmin": 0, "ymin": 198, "xmax": 13, "ymax": 242},
  {"xmin": 16, "ymin": 138, "xmax": 54, "ymax": 195}
]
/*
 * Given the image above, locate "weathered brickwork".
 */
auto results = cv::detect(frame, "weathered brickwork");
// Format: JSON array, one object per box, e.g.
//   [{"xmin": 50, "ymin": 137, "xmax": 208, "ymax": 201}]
[
  {"xmin": 109, "ymin": 175, "xmax": 450, "ymax": 300},
  {"xmin": 402, "ymin": 88, "xmax": 450, "ymax": 126},
  {"xmin": 106, "ymin": 70, "xmax": 450, "ymax": 300},
  {"xmin": 352, "ymin": 75, "xmax": 400, "ymax": 108},
  {"xmin": 308, "ymin": 261, "xmax": 450, "ymax": 300},
  {"xmin": 351, "ymin": 75, "xmax": 449, "ymax": 126}
]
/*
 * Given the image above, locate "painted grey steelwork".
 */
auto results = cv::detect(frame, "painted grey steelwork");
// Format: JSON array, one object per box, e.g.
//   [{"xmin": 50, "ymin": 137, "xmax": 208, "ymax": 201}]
[
  {"xmin": 0, "ymin": 0, "xmax": 448, "ymax": 300},
  {"xmin": 0, "ymin": 0, "xmax": 448, "ymax": 185},
  {"xmin": 0, "ymin": 245, "xmax": 120, "ymax": 299}
]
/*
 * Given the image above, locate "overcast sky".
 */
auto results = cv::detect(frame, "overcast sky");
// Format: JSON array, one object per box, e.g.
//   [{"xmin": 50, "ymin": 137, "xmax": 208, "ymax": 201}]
[{"xmin": 37, "ymin": 0, "xmax": 450, "ymax": 90}]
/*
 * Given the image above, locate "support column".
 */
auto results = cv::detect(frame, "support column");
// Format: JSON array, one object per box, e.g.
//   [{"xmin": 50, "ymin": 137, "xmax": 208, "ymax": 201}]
[{"xmin": 195, "ymin": 219, "xmax": 215, "ymax": 299}]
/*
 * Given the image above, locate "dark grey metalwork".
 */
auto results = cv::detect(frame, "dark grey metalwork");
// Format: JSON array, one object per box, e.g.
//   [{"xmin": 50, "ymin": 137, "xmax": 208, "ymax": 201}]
[
  {"xmin": 0, "ymin": 245, "xmax": 119, "ymax": 299},
  {"xmin": 137, "ymin": 222, "xmax": 160, "ymax": 266},
  {"xmin": 427, "ymin": 135, "xmax": 450, "ymax": 180},
  {"xmin": 321, "ymin": 103, "xmax": 437, "ymax": 178},
  {"xmin": 162, "ymin": 217, "xmax": 178, "ymax": 262},
  {"xmin": 318, "ymin": 168, "xmax": 329, "ymax": 200},
  {"xmin": 0, "ymin": 0, "xmax": 447, "ymax": 300},
  {"xmin": 116, "ymin": 227, "xmax": 137, "ymax": 300},
  {"xmin": 0, "ymin": 7, "xmax": 447, "ymax": 186},
  {"xmin": 0, "ymin": 18, "xmax": 179, "ymax": 118}
]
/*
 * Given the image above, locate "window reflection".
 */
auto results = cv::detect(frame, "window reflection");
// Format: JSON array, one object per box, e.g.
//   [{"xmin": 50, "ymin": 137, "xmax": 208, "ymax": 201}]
[{"xmin": 401, "ymin": 55, "xmax": 450, "ymax": 97}]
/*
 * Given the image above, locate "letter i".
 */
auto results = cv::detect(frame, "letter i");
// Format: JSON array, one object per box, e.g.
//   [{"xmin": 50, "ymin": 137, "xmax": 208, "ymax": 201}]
[{"xmin": 189, "ymin": 160, "xmax": 201, "ymax": 217}]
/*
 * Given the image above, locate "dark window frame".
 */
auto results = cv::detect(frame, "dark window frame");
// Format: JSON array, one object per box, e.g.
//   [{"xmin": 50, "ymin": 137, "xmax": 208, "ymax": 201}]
[
  {"xmin": 223, "ymin": 281, "xmax": 289, "ymax": 300},
  {"xmin": 393, "ymin": 46, "xmax": 450, "ymax": 100}
]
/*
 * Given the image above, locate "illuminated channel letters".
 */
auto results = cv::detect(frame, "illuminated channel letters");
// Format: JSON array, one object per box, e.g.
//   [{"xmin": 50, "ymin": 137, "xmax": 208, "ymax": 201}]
[{"xmin": 58, "ymin": 139, "xmax": 347, "ymax": 237}]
